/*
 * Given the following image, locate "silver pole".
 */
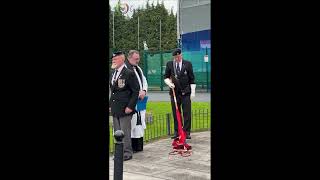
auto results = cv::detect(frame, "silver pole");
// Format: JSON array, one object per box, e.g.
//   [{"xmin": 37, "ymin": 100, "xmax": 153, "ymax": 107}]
[
  {"xmin": 113, "ymin": 11, "xmax": 115, "ymax": 48},
  {"xmin": 160, "ymin": 19, "xmax": 161, "ymax": 50},
  {"xmin": 177, "ymin": 0, "xmax": 180, "ymax": 40},
  {"xmin": 138, "ymin": 16, "xmax": 139, "ymax": 50}
]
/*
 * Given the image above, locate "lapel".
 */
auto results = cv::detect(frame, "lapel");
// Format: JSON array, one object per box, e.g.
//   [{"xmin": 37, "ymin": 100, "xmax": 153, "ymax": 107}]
[
  {"xmin": 110, "ymin": 70, "xmax": 116, "ymax": 82},
  {"xmin": 172, "ymin": 60, "xmax": 178, "ymax": 78},
  {"xmin": 110, "ymin": 70, "xmax": 115, "ymax": 89}
]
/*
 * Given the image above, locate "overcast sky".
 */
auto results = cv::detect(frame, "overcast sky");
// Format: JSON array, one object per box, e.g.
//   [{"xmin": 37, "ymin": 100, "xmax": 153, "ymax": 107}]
[{"xmin": 109, "ymin": 0, "xmax": 177, "ymax": 17}]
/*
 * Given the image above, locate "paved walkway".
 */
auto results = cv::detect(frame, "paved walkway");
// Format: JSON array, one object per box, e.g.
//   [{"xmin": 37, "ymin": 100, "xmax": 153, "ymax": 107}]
[
  {"xmin": 109, "ymin": 131, "xmax": 211, "ymax": 180},
  {"xmin": 109, "ymin": 90, "xmax": 210, "ymax": 102},
  {"xmin": 147, "ymin": 92, "xmax": 211, "ymax": 102}
]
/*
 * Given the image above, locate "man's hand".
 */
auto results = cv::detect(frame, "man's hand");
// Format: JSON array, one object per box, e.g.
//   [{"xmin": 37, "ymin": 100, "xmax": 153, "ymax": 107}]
[
  {"xmin": 164, "ymin": 78, "xmax": 175, "ymax": 88},
  {"xmin": 139, "ymin": 90, "xmax": 146, "ymax": 100},
  {"xmin": 125, "ymin": 107, "xmax": 133, "ymax": 114}
]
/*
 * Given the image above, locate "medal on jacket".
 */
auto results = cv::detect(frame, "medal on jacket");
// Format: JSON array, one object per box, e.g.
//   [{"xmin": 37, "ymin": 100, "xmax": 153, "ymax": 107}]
[{"xmin": 118, "ymin": 79, "xmax": 125, "ymax": 88}]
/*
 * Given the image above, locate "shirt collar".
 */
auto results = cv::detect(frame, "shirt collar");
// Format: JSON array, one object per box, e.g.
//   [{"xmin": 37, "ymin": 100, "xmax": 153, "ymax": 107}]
[
  {"xmin": 116, "ymin": 63, "xmax": 125, "ymax": 73},
  {"xmin": 175, "ymin": 60, "xmax": 182, "ymax": 66}
]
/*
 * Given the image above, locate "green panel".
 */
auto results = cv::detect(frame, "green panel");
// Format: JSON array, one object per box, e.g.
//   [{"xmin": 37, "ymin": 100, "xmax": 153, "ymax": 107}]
[
  {"xmin": 146, "ymin": 53, "xmax": 161, "ymax": 90},
  {"xmin": 145, "ymin": 49, "xmax": 211, "ymax": 91}
]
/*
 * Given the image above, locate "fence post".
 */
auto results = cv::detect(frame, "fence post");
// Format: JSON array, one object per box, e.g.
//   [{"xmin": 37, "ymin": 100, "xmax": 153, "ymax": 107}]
[
  {"xmin": 205, "ymin": 47, "xmax": 209, "ymax": 92},
  {"xmin": 160, "ymin": 51, "xmax": 163, "ymax": 91},
  {"xmin": 166, "ymin": 113, "xmax": 171, "ymax": 135},
  {"xmin": 114, "ymin": 130, "xmax": 124, "ymax": 180},
  {"xmin": 143, "ymin": 50, "xmax": 148, "ymax": 80}
]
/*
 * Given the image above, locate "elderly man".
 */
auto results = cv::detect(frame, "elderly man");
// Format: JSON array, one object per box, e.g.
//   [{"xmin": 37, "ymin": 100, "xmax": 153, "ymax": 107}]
[
  {"xmin": 163, "ymin": 48, "xmax": 196, "ymax": 139},
  {"xmin": 109, "ymin": 51, "xmax": 139, "ymax": 161},
  {"xmin": 124, "ymin": 50, "xmax": 148, "ymax": 153}
]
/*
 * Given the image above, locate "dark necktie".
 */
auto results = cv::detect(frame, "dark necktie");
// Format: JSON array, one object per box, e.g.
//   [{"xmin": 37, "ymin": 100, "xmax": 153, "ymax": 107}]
[
  {"xmin": 176, "ymin": 63, "xmax": 181, "ymax": 74},
  {"xmin": 113, "ymin": 70, "xmax": 118, "ymax": 84}
]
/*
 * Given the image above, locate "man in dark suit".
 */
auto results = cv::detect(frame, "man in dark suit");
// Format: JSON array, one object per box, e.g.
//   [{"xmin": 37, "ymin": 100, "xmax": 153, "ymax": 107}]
[
  {"xmin": 163, "ymin": 48, "xmax": 196, "ymax": 139},
  {"xmin": 109, "ymin": 51, "xmax": 139, "ymax": 161}
]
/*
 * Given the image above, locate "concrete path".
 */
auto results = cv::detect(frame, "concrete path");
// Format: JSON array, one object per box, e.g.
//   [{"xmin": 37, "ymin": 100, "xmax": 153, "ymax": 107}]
[
  {"xmin": 147, "ymin": 92, "xmax": 211, "ymax": 102},
  {"xmin": 109, "ymin": 131, "xmax": 211, "ymax": 180},
  {"xmin": 109, "ymin": 89, "xmax": 211, "ymax": 102}
]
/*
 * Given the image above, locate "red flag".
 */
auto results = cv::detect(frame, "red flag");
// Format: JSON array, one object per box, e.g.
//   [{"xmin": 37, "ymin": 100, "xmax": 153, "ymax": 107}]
[{"xmin": 170, "ymin": 88, "xmax": 192, "ymax": 157}]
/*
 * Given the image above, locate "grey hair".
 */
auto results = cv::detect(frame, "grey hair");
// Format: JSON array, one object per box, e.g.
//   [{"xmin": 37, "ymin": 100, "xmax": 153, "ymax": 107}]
[{"xmin": 128, "ymin": 50, "xmax": 140, "ymax": 58}]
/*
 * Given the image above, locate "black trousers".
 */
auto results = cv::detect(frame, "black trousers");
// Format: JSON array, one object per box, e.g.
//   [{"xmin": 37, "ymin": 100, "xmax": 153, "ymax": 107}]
[
  {"xmin": 131, "ymin": 137, "xmax": 143, "ymax": 152},
  {"xmin": 170, "ymin": 94, "xmax": 191, "ymax": 134}
]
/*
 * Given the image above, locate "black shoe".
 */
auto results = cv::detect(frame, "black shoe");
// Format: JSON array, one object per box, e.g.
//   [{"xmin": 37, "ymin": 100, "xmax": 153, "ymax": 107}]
[
  {"xmin": 186, "ymin": 132, "xmax": 191, "ymax": 139},
  {"xmin": 171, "ymin": 134, "xmax": 178, "ymax": 139},
  {"xmin": 124, "ymin": 155, "xmax": 132, "ymax": 161},
  {"xmin": 133, "ymin": 149, "xmax": 143, "ymax": 153}
]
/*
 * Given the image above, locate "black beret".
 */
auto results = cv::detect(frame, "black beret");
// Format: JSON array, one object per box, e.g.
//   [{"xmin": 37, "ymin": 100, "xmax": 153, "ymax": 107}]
[
  {"xmin": 172, "ymin": 48, "xmax": 181, "ymax": 56},
  {"xmin": 111, "ymin": 51, "xmax": 124, "ymax": 58}
]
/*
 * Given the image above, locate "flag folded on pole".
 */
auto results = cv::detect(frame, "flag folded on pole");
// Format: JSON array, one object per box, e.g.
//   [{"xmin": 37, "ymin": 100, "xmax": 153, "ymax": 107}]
[{"xmin": 169, "ymin": 87, "xmax": 192, "ymax": 157}]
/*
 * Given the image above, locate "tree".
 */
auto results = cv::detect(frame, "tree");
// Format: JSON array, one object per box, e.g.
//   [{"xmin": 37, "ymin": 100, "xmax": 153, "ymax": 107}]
[{"xmin": 109, "ymin": 0, "xmax": 177, "ymax": 52}]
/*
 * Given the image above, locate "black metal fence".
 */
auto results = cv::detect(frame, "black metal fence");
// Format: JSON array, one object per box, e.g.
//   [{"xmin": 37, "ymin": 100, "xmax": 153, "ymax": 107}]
[{"xmin": 109, "ymin": 109, "xmax": 210, "ymax": 153}]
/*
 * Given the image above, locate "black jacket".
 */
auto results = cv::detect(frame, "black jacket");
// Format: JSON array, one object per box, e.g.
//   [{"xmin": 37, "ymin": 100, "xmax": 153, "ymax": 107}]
[
  {"xmin": 163, "ymin": 59, "xmax": 195, "ymax": 96},
  {"xmin": 109, "ymin": 66, "xmax": 139, "ymax": 117}
]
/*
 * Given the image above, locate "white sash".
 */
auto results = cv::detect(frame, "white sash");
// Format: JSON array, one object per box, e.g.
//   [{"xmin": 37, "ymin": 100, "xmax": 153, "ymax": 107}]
[{"xmin": 133, "ymin": 67, "xmax": 143, "ymax": 90}]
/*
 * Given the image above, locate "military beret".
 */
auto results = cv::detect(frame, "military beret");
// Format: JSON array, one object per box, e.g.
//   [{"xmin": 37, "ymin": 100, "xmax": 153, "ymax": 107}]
[
  {"xmin": 172, "ymin": 48, "xmax": 182, "ymax": 56},
  {"xmin": 111, "ymin": 51, "xmax": 124, "ymax": 58}
]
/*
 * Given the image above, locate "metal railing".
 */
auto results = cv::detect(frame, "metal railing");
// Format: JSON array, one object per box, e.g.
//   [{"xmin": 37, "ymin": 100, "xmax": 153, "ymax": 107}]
[{"xmin": 109, "ymin": 109, "xmax": 210, "ymax": 153}]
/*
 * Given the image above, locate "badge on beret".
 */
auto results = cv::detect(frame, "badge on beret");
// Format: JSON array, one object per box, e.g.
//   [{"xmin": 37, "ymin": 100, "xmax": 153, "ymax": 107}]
[
  {"xmin": 118, "ymin": 79, "xmax": 125, "ymax": 88},
  {"xmin": 112, "ymin": 51, "xmax": 124, "ymax": 58},
  {"xmin": 172, "ymin": 48, "xmax": 182, "ymax": 56}
]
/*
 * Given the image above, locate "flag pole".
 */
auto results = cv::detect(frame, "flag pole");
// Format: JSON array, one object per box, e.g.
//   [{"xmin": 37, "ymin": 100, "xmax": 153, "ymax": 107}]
[
  {"xmin": 113, "ymin": 11, "xmax": 115, "ymax": 48},
  {"xmin": 138, "ymin": 16, "xmax": 139, "ymax": 50},
  {"xmin": 160, "ymin": 19, "xmax": 161, "ymax": 51}
]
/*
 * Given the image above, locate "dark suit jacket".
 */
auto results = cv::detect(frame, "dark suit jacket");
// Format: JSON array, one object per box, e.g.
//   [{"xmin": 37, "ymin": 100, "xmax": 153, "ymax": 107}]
[
  {"xmin": 109, "ymin": 66, "xmax": 139, "ymax": 117},
  {"xmin": 163, "ymin": 59, "xmax": 195, "ymax": 96}
]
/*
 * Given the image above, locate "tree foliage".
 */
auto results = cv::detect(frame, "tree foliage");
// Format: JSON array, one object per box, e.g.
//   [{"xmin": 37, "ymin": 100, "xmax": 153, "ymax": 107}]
[{"xmin": 109, "ymin": 1, "xmax": 177, "ymax": 53}]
